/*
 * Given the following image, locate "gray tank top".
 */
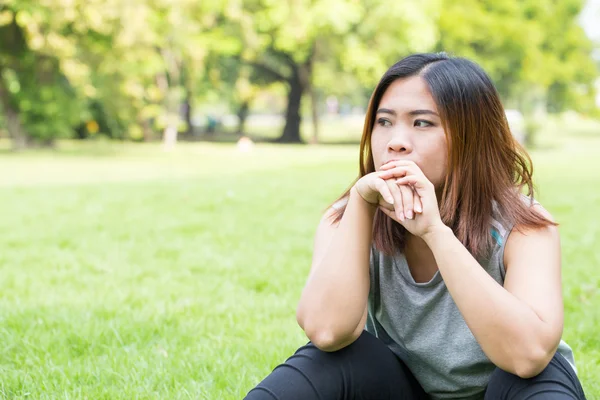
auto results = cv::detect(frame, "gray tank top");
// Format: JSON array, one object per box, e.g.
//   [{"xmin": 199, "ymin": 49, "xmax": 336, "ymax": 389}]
[{"xmin": 363, "ymin": 200, "xmax": 577, "ymax": 399}]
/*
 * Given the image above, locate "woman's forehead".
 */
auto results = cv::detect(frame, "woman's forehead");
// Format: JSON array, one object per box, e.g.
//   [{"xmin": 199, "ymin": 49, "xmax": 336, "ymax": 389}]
[{"xmin": 379, "ymin": 77, "xmax": 438, "ymax": 112}]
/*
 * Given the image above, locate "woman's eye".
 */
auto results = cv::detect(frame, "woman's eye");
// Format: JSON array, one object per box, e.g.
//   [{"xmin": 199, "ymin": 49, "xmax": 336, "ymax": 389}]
[
  {"xmin": 377, "ymin": 118, "xmax": 392, "ymax": 127},
  {"xmin": 414, "ymin": 119, "xmax": 433, "ymax": 128}
]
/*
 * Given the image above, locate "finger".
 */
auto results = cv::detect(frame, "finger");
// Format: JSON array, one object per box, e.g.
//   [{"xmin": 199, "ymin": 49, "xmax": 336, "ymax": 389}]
[
  {"xmin": 378, "ymin": 183, "xmax": 395, "ymax": 211},
  {"xmin": 379, "ymin": 166, "xmax": 409, "ymax": 177},
  {"xmin": 378, "ymin": 198, "xmax": 395, "ymax": 211},
  {"xmin": 398, "ymin": 183, "xmax": 413, "ymax": 220},
  {"xmin": 394, "ymin": 176, "xmax": 434, "ymax": 197},
  {"xmin": 386, "ymin": 180, "xmax": 404, "ymax": 221},
  {"xmin": 394, "ymin": 175, "xmax": 431, "ymax": 188},
  {"xmin": 374, "ymin": 178, "xmax": 395, "ymax": 205},
  {"xmin": 379, "ymin": 168, "xmax": 412, "ymax": 183},
  {"xmin": 379, "ymin": 163, "xmax": 424, "ymax": 179},
  {"xmin": 379, "ymin": 206, "xmax": 396, "ymax": 221},
  {"xmin": 379, "ymin": 160, "xmax": 417, "ymax": 170},
  {"xmin": 412, "ymin": 185, "xmax": 423, "ymax": 213}
]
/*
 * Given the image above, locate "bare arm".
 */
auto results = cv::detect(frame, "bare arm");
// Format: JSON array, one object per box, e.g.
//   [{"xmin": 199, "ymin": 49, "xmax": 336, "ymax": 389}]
[
  {"xmin": 378, "ymin": 161, "xmax": 564, "ymax": 378},
  {"xmin": 296, "ymin": 187, "xmax": 374, "ymax": 351},
  {"xmin": 423, "ymin": 205, "xmax": 563, "ymax": 378}
]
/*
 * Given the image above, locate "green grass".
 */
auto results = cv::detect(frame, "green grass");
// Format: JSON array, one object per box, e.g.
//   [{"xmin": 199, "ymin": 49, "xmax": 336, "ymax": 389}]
[{"xmin": 0, "ymin": 134, "xmax": 599, "ymax": 398}]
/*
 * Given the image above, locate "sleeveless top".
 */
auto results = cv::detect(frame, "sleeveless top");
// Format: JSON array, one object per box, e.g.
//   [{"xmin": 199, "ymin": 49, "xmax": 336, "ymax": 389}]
[{"xmin": 333, "ymin": 197, "xmax": 577, "ymax": 399}]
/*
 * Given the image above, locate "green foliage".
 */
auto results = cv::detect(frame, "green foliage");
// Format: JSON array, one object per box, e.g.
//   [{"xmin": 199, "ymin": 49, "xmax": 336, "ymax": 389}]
[
  {"xmin": 436, "ymin": 0, "xmax": 598, "ymax": 112},
  {"xmin": 0, "ymin": 0, "xmax": 597, "ymax": 146},
  {"xmin": 0, "ymin": 0, "xmax": 231, "ymax": 145},
  {"xmin": 0, "ymin": 6, "xmax": 88, "ymax": 143}
]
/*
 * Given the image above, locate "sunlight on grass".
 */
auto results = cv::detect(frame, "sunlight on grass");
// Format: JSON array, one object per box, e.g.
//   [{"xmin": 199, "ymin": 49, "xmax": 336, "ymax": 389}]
[{"xmin": 0, "ymin": 135, "xmax": 599, "ymax": 398}]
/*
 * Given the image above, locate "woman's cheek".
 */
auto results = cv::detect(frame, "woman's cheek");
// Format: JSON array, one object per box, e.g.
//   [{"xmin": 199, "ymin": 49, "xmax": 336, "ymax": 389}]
[{"xmin": 371, "ymin": 142, "xmax": 384, "ymax": 169}]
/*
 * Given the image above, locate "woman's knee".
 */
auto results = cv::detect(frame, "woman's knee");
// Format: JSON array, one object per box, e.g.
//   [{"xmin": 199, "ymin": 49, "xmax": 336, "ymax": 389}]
[
  {"xmin": 245, "ymin": 331, "xmax": 426, "ymax": 400},
  {"xmin": 284, "ymin": 330, "xmax": 411, "ymax": 391},
  {"xmin": 245, "ymin": 331, "xmax": 385, "ymax": 400},
  {"xmin": 485, "ymin": 353, "xmax": 586, "ymax": 400}
]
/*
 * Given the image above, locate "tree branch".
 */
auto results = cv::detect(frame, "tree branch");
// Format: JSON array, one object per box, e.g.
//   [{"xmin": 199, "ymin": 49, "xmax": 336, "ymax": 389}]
[{"xmin": 247, "ymin": 61, "xmax": 288, "ymax": 82}]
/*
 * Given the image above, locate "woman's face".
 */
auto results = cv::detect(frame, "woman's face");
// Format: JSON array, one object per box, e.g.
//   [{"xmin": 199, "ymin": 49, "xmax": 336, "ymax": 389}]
[{"xmin": 370, "ymin": 76, "xmax": 448, "ymax": 188}]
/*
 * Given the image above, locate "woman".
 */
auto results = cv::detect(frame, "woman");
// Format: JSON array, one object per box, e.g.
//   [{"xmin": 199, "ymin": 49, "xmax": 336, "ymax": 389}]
[{"xmin": 245, "ymin": 53, "xmax": 587, "ymax": 399}]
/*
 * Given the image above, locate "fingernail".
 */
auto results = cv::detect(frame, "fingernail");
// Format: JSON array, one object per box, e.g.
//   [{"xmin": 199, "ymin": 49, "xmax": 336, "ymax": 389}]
[
  {"xmin": 406, "ymin": 210, "xmax": 413, "ymax": 219},
  {"xmin": 415, "ymin": 204, "xmax": 422, "ymax": 213}
]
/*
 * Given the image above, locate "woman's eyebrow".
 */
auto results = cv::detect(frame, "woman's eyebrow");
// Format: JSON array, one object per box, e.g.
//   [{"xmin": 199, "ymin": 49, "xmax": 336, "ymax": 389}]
[
  {"xmin": 376, "ymin": 108, "xmax": 396, "ymax": 116},
  {"xmin": 408, "ymin": 109, "xmax": 439, "ymax": 117},
  {"xmin": 376, "ymin": 108, "xmax": 439, "ymax": 117}
]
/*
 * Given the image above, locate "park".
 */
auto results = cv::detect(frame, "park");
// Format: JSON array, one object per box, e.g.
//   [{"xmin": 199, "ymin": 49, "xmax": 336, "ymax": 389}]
[{"xmin": 1, "ymin": 0, "xmax": 599, "ymax": 398}]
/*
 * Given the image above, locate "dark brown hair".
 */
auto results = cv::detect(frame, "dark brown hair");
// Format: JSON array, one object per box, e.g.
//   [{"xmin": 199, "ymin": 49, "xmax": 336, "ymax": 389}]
[{"xmin": 330, "ymin": 53, "xmax": 555, "ymax": 259}]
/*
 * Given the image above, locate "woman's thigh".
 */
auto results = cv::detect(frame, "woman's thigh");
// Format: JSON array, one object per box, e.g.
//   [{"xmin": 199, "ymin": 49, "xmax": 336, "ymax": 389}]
[
  {"xmin": 485, "ymin": 352, "xmax": 586, "ymax": 400},
  {"xmin": 245, "ymin": 331, "xmax": 428, "ymax": 400}
]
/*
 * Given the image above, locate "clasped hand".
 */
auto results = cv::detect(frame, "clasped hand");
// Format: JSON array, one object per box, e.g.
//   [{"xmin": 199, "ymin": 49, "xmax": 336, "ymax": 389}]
[{"xmin": 354, "ymin": 160, "xmax": 446, "ymax": 238}]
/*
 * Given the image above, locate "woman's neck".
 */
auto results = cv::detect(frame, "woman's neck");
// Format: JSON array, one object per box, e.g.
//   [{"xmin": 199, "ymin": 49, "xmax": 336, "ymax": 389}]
[
  {"xmin": 405, "ymin": 232, "xmax": 430, "ymax": 253},
  {"xmin": 404, "ymin": 233, "xmax": 439, "ymax": 283}
]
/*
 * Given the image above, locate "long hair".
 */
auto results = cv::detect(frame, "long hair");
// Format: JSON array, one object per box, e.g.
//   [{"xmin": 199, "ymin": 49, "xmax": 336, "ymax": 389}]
[{"xmin": 330, "ymin": 53, "xmax": 555, "ymax": 259}]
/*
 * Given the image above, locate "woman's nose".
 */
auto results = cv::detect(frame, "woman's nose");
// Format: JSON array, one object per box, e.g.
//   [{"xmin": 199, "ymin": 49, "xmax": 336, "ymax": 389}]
[{"xmin": 388, "ymin": 130, "xmax": 412, "ymax": 153}]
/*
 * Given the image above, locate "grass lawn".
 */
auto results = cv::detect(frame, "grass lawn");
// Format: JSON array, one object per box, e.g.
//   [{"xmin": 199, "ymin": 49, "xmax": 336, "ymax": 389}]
[{"xmin": 0, "ymin": 132, "xmax": 599, "ymax": 398}]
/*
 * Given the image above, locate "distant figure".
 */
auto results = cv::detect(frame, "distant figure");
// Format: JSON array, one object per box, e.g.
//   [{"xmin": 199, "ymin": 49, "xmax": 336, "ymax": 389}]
[
  {"xmin": 236, "ymin": 136, "xmax": 254, "ymax": 153},
  {"xmin": 245, "ymin": 53, "xmax": 586, "ymax": 399},
  {"xmin": 206, "ymin": 115, "xmax": 219, "ymax": 134}
]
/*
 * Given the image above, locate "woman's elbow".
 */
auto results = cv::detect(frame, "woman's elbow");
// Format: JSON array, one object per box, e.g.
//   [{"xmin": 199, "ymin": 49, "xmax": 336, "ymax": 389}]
[
  {"xmin": 511, "ymin": 345, "xmax": 555, "ymax": 378},
  {"xmin": 306, "ymin": 329, "xmax": 343, "ymax": 352},
  {"xmin": 304, "ymin": 328, "xmax": 359, "ymax": 352},
  {"xmin": 297, "ymin": 314, "xmax": 359, "ymax": 352}
]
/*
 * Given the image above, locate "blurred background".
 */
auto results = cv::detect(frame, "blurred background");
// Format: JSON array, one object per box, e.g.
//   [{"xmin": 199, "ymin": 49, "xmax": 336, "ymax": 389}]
[
  {"xmin": 1, "ymin": 0, "xmax": 599, "ymax": 399},
  {"xmin": 1, "ymin": 0, "xmax": 599, "ymax": 148}
]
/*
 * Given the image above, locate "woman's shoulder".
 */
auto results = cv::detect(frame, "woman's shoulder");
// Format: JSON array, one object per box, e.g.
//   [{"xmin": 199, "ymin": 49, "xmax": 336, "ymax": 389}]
[
  {"xmin": 488, "ymin": 193, "xmax": 556, "ymax": 272},
  {"xmin": 489, "ymin": 193, "xmax": 537, "ymax": 250}
]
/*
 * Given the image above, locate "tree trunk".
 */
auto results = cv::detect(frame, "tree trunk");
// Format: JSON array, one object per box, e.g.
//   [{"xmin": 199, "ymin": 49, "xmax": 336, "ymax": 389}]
[
  {"xmin": 5, "ymin": 107, "xmax": 28, "ymax": 150},
  {"xmin": 277, "ymin": 72, "xmax": 304, "ymax": 143},
  {"xmin": 0, "ymin": 84, "xmax": 29, "ymax": 150},
  {"xmin": 309, "ymin": 86, "xmax": 319, "ymax": 144},
  {"xmin": 158, "ymin": 47, "xmax": 183, "ymax": 149},
  {"xmin": 517, "ymin": 86, "xmax": 546, "ymax": 149},
  {"xmin": 183, "ymin": 93, "xmax": 193, "ymax": 137},
  {"xmin": 142, "ymin": 119, "xmax": 153, "ymax": 142},
  {"xmin": 237, "ymin": 101, "xmax": 249, "ymax": 135}
]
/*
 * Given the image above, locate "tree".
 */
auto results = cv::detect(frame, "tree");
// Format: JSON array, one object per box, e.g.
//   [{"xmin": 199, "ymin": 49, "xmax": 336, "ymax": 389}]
[
  {"xmin": 228, "ymin": 0, "xmax": 439, "ymax": 143},
  {"xmin": 436, "ymin": 0, "xmax": 598, "ymax": 146},
  {"xmin": 0, "ymin": 1, "xmax": 91, "ymax": 149},
  {"xmin": 0, "ymin": 0, "xmax": 231, "ymax": 148}
]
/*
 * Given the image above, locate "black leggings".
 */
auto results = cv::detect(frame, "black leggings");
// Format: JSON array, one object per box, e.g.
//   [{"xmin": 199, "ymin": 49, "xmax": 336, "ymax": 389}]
[{"xmin": 245, "ymin": 331, "xmax": 586, "ymax": 400}]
